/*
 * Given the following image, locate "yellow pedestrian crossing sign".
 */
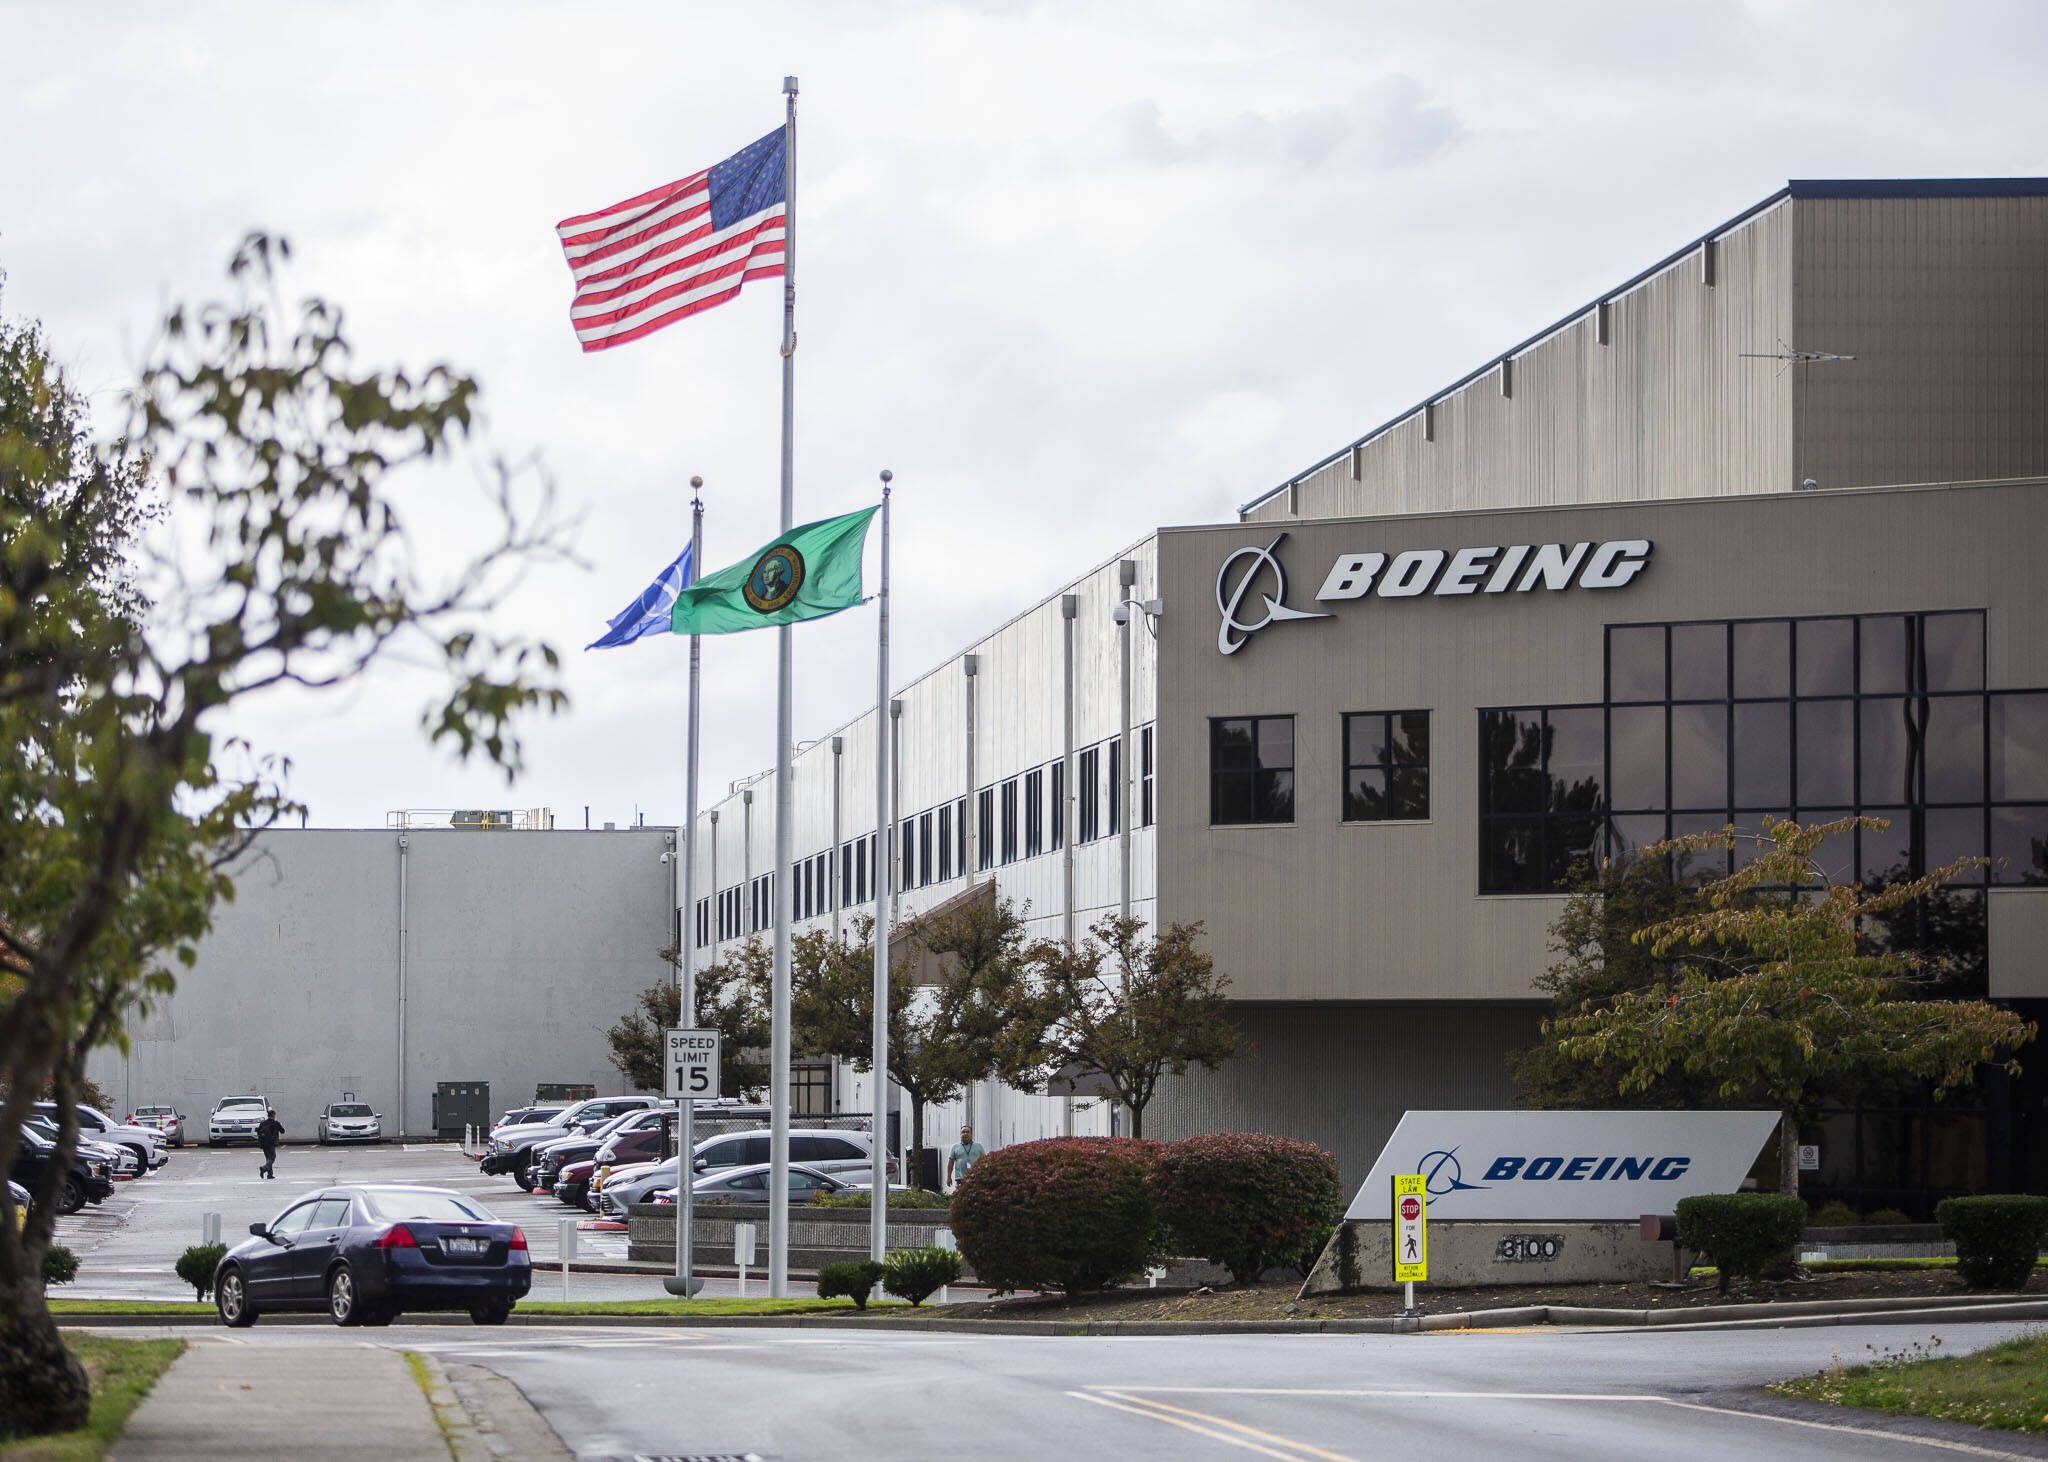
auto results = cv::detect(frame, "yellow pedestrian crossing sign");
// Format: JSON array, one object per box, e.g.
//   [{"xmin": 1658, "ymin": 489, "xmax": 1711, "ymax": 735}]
[{"xmin": 1393, "ymin": 1173, "xmax": 1428, "ymax": 1283}]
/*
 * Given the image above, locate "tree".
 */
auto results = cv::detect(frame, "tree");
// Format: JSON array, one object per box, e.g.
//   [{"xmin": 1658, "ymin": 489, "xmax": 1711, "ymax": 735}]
[
  {"xmin": 793, "ymin": 896, "xmax": 1052, "ymax": 1175},
  {"xmin": 1034, "ymin": 915, "xmax": 1246, "ymax": 1139},
  {"xmin": 605, "ymin": 939, "xmax": 772, "ymax": 1099},
  {"xmin": 0, "ymin": 240, "xmax": 563, "ymax": 1438},
  {"xmin": 1546, "ymin": 817, "xmax": 2035, "ymax": 1196}
]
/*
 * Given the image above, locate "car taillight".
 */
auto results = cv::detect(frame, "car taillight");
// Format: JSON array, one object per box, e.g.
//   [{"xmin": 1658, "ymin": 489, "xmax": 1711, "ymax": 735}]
[
  {"xmin": 374, "ymin": 1224, "xmax": 418, "ymax": 1249},
  {"xmin": 509, "ymin": 1227, "xmax": 528, "ymax": 1251}
]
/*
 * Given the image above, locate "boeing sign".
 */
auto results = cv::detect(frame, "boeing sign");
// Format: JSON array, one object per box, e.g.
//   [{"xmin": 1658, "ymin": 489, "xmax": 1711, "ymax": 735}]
[{"xmin": 1345, "ymin": 1110, "xmax": 1779, "ymax": 1222}]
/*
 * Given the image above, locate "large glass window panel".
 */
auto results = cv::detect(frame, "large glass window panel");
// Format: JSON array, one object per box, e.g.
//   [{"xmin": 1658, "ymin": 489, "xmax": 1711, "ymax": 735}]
[
  {"xmin": 1670, "ymin": 704, "xmax": 1729, "ymax": 810},
  {"xmin": 1609, "ymin": 625, "xmax": 1666, "ymax": 702},
  {"xmin": 1992, "ymin": 694, "xmax": 2048, "ymax": 801},
  {"xmin": 1860, "ymin": 697, "xmax": 1915, "ymax": 806},
  {"xmin": 1796, "ymin": 618, "xmax": 1855, "ymax": 697},
  {"xmin": 1860, "ymin": 809, "xmax": 1912, "ymax": 886},
  {"xmin": 1732, "ymin": 702, "xmax": 1792, "ymax": 806},
  {"xmin": 1483, "ymin": 710, "xmax": 1546, "ymax": 814},
  {"xmin": 1346, "ymin": 714, "xmax": 1386, "ymax": 767},
  {"xmin": 1924, "ymin": 695, "xmax": 1985, "ymax": 804},
  {"xmin": 1388, "ymin": 767, "xmax": 1429, "ymax": 819},
  {"xmin": 1545, "ymin": 707, "xmax": 1604, "ymax": 814},
  {"xmin": 1212, "ymin": 773, "xmax": 1253, "ymax": 826},
  {"xmin": 1260, "ymin": 770, "xmax": 1295, "ymax": 822},
  {"xmin": 1258, "ymin": 719, "xmax": 1293, "ymax": 771},
  {"xmin": 1482, "ymin": 819, "xmax": 1543, "ymax": 892},
  {"xmin": 1391, "ymin": 712, "xmax": 1430, "ymax": 765},
  {"xmin": 1991, "ymin": 806, "xmax": 2048, "ymax": 886},
  {"xmin": 1346, "ymin": 769, "xmax": 1388, "ymax": 821},
  {"xmin": 1671, "ymin": 623, "xmax": 1728, "ymax": 701},
  {"xmin": 1609, "ymin": 814, "xmax": 1668, "ymax": 863},
  {"xmin": 1609, "ymin": 705, "xmax": 1667, "ymax": 810},
  {"xmin": 1733, "ymin": 620, "xmax": 1791, "ymax": 699},
  {"xmin": 1669, "ymin": 814, "xmax": 1731, "ymax": 879},
  {"xmin": 1925, "ymin": 807, "xmax": 1988, "ymax": 883},
  {"xmin": 1860, "ymin": 615, "xmax": 1913, "ymax": 695},
  {"xmin": 1547, "ymin": 817, "xmax": 1601, "ymax": 886},
  {"xmin": 1796, "ymin": 700, "xmax": 1855, "ymax": 805},
  {"xmin": 1213, "ymin": 719, "xmax": 1255, "ymax": 770},
  {"xmin": 1733, "ymin": 815, "xmax": 1790, "ymax": 869},
  {"xmin": 1799, "ymin": 809, "xmax": 1855, "ymax": 882},
  {"xmin": 1922, "ymin": 613, "xmax": 1984, "ymax": 693}
]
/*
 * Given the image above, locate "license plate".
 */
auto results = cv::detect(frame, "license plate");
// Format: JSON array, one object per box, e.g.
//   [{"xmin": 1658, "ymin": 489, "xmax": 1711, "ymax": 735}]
[{"xmin": 443, "ymin": 1237, "xmax": 486, "ymax": 1256}]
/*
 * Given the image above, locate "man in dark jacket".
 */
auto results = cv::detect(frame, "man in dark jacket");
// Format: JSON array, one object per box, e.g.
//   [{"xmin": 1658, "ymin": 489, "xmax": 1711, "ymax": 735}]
[{"xmin": 256, "ymin": 1109, "xmax": 284, "ymax": 1180}]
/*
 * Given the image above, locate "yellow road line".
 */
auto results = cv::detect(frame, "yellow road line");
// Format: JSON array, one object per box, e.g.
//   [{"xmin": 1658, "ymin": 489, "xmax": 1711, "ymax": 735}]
[
  {"xmin": 1096, "ymin": 1390, "xmax": 1360, "ymax": 1462},
  {"xmin": 1067, "ymin": 1390, "xmax": 1352, "ymax": 1461}
]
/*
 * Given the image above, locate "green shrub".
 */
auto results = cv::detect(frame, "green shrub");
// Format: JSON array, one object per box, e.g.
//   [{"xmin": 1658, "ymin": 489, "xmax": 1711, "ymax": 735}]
[
  {"xmin": 951, "ymin": 1137, "xmax": 1163, "ymax": 1296},
  {"xmin": 1676, "ymin": 1193, "xmax": 1807, "ymax": 1293},
  {"xmin": 1866, "ymin": 1207, "xmax": 1913, "ymax": 1227},
  {"xmin": 882, "ymin": 1245, "xmax": 962, "ymax": 1306},
  {"xmin": 816, "ymin": 1259, "xmax": 887, "ymax": 1309},
  {"xmin": 812, "ymin": 1187, "xmax": 952, "ymax": 1211},
  {"xmin": 41, "ymin": 1244, "xmax": 78, "ymax": 1287},
  {"xmin": 1810, "ymin": 1200, "xmax": 1861, "ymax": 1228},
  {"xmin": 177, "ymin": 1242, "xmax": 228, "ymax": 1300},
  {"xmin": 1936, "ymin": 1195, "xmax": 2048, "ymax": 1291},
  {"xmin": 1152, "ymin": 1133, "xmax": 1343, "ymax": 1285}
]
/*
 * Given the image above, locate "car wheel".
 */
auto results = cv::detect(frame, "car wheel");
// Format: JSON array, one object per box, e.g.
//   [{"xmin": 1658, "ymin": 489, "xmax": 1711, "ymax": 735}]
[
  {"xmin": 216, "ymin": 1267, "xmax": 258, "ymax": 1327},
  {"xmin": 123, "ymin": 1143, "xmax": 149, "ymax": 1172},
  {"xmin": 58, "ymin": 1176, "xmax": 85, "ymax": 1215},
  {"xmin": 469, "ymin": 1299, "xmax": 512, "ymax": 1326},
  {"xmin": 327, "ymin": 1263, "xmax": 365, "ymax": 1327},
  {"xmin": 511, "ymin": 1162, "xmax": 530, "ymax": 1190}
]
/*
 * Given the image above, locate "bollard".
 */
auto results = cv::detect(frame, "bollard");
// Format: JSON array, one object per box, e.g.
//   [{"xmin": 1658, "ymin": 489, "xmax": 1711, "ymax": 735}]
[
  {"xmin": 933, "ymin": 1226, "xmax": 958, "ymax": 1305},
  {"xmin": 202, "ymin": 1211, "xmax": 221, "ymax": 1247},
  {"xmin": 557, "ymin": 1217, "xmax": 577, "ymax": 1301},
  {"xmin": 734, "ymin": 1221, "xmax": 757, "ymax": 1299}
]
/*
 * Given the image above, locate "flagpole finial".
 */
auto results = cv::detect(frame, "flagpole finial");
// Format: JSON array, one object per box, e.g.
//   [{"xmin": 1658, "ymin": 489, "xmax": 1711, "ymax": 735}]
[
  {"xmin": 784, "ymin": 75, "xmax": 799, "ymax": 95},
  {"xmin": 879, "ymin": 469, "xmax": 892, "ymax": 488},
  {"xmin": 690, "ymin": 476, "xmax": 703, "ymax": 489}
]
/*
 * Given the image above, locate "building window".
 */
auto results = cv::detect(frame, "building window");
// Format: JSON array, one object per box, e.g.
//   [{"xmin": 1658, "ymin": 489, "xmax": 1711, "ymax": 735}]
[
  {"xmin": 1025, "ymin": 769, "xmax": 1044, "ymax": 857},
  {"xmin": 1209, "ymin": 717, "xmax": 1294, "ymax": 826},
  {"xmin": 855, "ymin": 836, "xmax": 869, "ymax": 905},
  {"xmin": 919, "ymin": 812, "xmax": 934, "ymax": 888},
  {"xmin": 1000, "ymin": 778, "xmax": 1019, "ymax": 863},
  {"xmin": 956, "ymin": 798, "xmax": 968, "ymax": 874},
  {"xmin": 977, "ymin": 788, "xmax": 995, "ymax": 870},
  {"xmin": 1050, "ymin": 762, "xmax": 1065, "ymax": 849},
  {"xmin": 818, "ymin": 852, "xmax": 832, "ymax": 912},
  {"xmin": 1108, "ymin": 737, "xmax": 1122, "ymax": 836},
  {"xmin": 1141, "ymin": 726, "xmax": 1155, "ymax": 828},
  {"xmin": 938, "ymin": 803, "xmax": 954, "ymax": 881},
  {"xmin": 1079, "ymin": 747, "xmax": 1101, "ymax": 841},
  {"xmin": 1344, "ymin": 711, "xmax": 1430, "ymax": 821},
  {"xmin": 1479, "ymin": 706, "xmax": 1606, "ymax": 892},
  {"xmin": 792, "ymin": 1061, "xmax": 832, "ymax": 1118}
]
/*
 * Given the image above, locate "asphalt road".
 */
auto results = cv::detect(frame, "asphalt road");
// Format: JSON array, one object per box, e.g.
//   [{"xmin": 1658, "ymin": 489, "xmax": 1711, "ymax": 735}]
[{"xmin": 101, "ymin": 1318, "xmax": 2048, "ymax": 1461}]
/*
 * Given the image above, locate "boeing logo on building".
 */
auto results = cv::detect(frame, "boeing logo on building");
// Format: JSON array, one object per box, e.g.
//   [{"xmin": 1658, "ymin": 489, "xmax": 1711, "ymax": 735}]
[
  {"xmin": 1417, "ymin": 1147, "xmax": 1486, "ymax": 1196},
  {"xmin": 1214, "ymin": 533, "xmax": 1331, "ymax": 655}
]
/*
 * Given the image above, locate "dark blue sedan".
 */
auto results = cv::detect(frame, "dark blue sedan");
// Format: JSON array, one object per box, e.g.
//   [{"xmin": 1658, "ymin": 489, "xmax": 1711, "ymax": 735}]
[{"xmin": 214, "ymin": 1184, "xmax": 530, "ymax": 1327}]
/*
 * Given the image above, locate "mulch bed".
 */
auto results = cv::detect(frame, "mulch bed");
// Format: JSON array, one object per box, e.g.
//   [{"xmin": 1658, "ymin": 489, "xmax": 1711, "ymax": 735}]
[{"xmin": 926, "ymin": 1268, "xmax": 2048, "ymax": 1324}]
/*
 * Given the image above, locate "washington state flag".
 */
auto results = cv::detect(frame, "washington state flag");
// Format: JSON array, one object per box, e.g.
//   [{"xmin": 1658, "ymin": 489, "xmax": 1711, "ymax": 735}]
[{"xmin": 671, "ymin": 504, "xmax": 879, "ymax": 636}]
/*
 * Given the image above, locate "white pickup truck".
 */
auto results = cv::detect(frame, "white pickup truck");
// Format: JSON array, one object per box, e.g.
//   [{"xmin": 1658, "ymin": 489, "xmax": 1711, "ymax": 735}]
[{"xmin": 33, "ymin": 1101, "xmax": 168, "ymax": 1173}]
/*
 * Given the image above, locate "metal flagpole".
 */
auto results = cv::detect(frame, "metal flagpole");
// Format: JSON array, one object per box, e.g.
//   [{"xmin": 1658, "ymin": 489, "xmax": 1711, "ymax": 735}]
[
  {"xmin": 665, "ymin": 488, "xmax": 706, "ymax": 1297},
  {"xmin": 870, "ymin": 472, "xmax": 893, "ymax": 1262},
  {"xmin": 768, "ymin": 73, "xmax": 799, "ymax": 1298}
]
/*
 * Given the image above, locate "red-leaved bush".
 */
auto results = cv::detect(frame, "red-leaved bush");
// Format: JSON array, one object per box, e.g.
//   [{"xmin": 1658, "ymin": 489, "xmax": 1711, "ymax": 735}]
[
  {"xmin": 949, "ymin": 1138, "xmax": 1164, "ymax": 1296},
  {"xmin": 1152, "ymin": 1132, "xmax": 1342, "ymax": 1284}
]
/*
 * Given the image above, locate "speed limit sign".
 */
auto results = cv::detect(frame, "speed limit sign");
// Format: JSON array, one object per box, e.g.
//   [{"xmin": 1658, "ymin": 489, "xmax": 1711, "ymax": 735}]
[{"xmin": 664, "ymin": 1029, "xmax": 721, "ymax": 1100}]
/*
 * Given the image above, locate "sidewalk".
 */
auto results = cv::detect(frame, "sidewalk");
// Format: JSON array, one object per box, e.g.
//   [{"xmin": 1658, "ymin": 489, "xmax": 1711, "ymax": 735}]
[{"xmin": 110, "ymin": 1337, "xmax": 569, "ymax": 1461}]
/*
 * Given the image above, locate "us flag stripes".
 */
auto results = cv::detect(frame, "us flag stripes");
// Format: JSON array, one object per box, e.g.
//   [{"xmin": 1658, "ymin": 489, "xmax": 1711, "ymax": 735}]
[{"xmin": 556, "ymin": 127, "xmax": 788, "ymax": 352}]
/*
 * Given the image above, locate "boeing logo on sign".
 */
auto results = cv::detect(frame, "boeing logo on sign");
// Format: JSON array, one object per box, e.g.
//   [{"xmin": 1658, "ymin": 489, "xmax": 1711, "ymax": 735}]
[
  {"xmin": 1418, "ymin": 1148, "xmax": 1486, "ymax": 1196},
  {"xmin": 1214, "ymin": 533, "xmax": 1331, "ymax": 655}
]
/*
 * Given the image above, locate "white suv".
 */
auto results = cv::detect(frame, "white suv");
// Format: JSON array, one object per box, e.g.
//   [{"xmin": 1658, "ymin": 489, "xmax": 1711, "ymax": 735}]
[
  {"xmin": 33, "ymin": 1102, "xmax": 167, "ymax": 1173},
  {"xmin": 208, "ymin": 1095, "xmax": 270, "ymax": 1146}
]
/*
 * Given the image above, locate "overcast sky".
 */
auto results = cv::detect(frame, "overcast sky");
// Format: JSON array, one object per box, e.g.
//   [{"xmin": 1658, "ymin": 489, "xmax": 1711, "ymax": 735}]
[{"xmin": 6, "ymin": 1, "xmax": 2045, "ymax": 830}]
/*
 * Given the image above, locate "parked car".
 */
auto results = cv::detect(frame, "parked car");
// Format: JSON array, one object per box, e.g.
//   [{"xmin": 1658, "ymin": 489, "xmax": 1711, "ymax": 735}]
[
  {"xmin": 480, "ymin": 1096, "xmax": 660, "ymax": 1188},
  {"xmin": 26, "ymin": 1115, "xmax": 138, "ymax": 1178},
  {"xmin": 33, "ymin": 1101, "xmax": 166, "ymax": 1173},
  {"xmin": 529, "ymin": 1108, "xmax": 669, "ymax": 1195},
  {"xmin": 595, "ymin": 1128, "xmax": 895, "ymax": 1216},
  {"xmin": 651, "ymin": 1162, "xmax": 850, "ymax": 1206},
  {"xmin": 492, "ymin": 1104, "xmax": 564, "ymax": 1132},
  {"xmin": 551, "ymin": 1158, "xmax": 599, "ymax": 1209},
  {"xmin": 317, "ymin": 1097, "xmax": 383, "ymax": 1145},
  {"xmin": 6, "ymin": 1179, "xmax": 26, "ymax": 1229},
  {"xmin": 209, "ymin": 1095, "xmax": 271, "ymax": 1146},
  {"xmin": 12, "ymin": 1125, "xmax": 115, "ymax": 1214},
  {"xmin": 128, "ymin": 1105, "xmax": 189, "ymax": 1147},
  {"xmin": 212, "ymin": 1184, "xmax": 531, "ymax": 1328}
]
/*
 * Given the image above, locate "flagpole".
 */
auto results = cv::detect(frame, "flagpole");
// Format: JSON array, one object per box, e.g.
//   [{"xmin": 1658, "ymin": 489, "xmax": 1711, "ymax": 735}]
[
  {"xmin": 767, "ymin": 73, "xmax": 799, "ymax": 1298},
  {"xmin": 870, "ymin": 472, "xmax": 893, "ymax": 1262},
  {"xmin": 665, "ymin": 487, "xmax": 706, "ymax": 1298}
]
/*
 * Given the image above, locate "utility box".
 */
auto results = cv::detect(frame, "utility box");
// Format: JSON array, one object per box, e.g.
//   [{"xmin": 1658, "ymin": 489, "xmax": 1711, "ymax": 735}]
[
  {"xmin": 535, "ymin": 1082, "xmax": 596, "ymax": 1104},
  {"xmin": 431, "ymin": 1081, "xmax": 490, "ymax": 1140}
]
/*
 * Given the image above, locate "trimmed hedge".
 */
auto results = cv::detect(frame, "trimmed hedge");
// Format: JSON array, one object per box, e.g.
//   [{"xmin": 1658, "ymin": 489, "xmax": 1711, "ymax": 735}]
[
  {"xmin": 1675, "ymin": 1193, "xmax": 1806, "ymax": 1293},
  {"xmin": 1153, "ymin": 1133, "xmax": 1342, "ymax": 1284},
  {"xmin": 1936, "ymin": 1195, "xmax": 2048, "ymax": 1291},
  {"xmin": 813, "ymin": 1187, "xmax": 951, "ymax": 1211},
  {"xmin": 177, "ymin": 1242, "xmax": 227, "ymax": 1300},
  {"xmin": 817, "ymin": 1260, "xmax": 887, "ymax": 1309},
  {"xmin": 1809, "ymin": 1200, "xmax": 1860, "ymax": 1228},
  {"xmin": 883, "ymin": 1245, "xmax": 962, "ymax": 1306},
  {"xmin": 951, "ymin": 1137, "xmax": 1163, "ymax": 1296},
  {"xmin": 41, "ymin": 1244, "xmax": 77, "ymax": 1288}
]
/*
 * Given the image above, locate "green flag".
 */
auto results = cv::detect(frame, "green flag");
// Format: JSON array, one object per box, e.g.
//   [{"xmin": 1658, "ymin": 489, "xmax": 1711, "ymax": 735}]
[{"xmin": 671, "ymin": 504, "xmax": 880, "ymax": 636}]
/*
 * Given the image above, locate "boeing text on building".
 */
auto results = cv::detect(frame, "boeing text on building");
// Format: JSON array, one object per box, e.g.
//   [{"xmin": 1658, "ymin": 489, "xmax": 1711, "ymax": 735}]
[{"xmin": 1346, "ymin": 1110, "xmax": 1780, "ymax": 1221}]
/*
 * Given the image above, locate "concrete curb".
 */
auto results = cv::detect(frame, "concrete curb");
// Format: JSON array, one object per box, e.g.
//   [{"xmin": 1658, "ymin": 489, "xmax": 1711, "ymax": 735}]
[{"xmin": 55, "ymin": 1290, "xmax": 2048, "ymax": 1335}]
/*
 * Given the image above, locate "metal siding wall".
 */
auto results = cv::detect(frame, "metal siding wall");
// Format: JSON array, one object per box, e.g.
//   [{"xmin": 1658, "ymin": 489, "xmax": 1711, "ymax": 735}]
[
  {"xmin": 1160, "ymin": 479, "xmax": 2048, "ymax": 1006},
  {"xmin": 1794, "ymin": 196, "xmax": 2048, "ymax": 492}
]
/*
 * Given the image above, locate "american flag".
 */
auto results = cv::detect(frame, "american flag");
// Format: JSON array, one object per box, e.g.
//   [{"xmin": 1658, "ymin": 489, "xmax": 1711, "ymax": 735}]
[{"xmin": 556, "ymin": 128, "xmax": 788, "ymax": 353}]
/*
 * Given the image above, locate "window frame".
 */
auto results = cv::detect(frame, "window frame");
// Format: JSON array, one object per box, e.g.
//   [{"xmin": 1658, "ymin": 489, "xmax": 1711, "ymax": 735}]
[
  {"xmin": 1207, "ymin": 715, "xmax": 1296, "ymax": 827},
  {"xmin": 1341, "ymin": 709, "xmax": 1432, "ymax": 823}
]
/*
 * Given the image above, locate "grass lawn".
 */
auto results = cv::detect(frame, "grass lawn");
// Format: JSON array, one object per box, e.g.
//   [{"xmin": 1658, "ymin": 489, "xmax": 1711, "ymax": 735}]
[
  {"xmin": 0, "ymin": 1335, "xmax": 183, "ymax": 1461},
  {"xmin": 48, "ymin": 1301, "xmax": 213, "ymax": 1317},
  {"xmin": 1772, "ymin": 1330, "xmax": 2048, "ymax": 1434}
]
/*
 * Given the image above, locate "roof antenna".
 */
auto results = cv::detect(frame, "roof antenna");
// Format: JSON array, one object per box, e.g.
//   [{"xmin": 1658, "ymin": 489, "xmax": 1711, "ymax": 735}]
[{"xmin": 1741, "ymin": 337, "xmax": 1856, "ymax": 376}]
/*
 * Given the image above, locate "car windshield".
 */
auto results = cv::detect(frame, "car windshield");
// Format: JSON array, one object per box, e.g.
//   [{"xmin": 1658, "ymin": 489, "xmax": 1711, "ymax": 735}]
[
  {"xmin": 359, "ymin": 1190, "xmax": 494, "ymax": 1223},
  {"xmin": 18, "ymin": 1125, "xmax": 50, "ymax": 1148},
  {"xmin": 135, "ymin": 1107, "xmax": 173, "ymax": 1116},
  {"xmin": 329, "ymin": 1104, "xmax": 372, "ymax": 1118},
  {"xmin": 219, "ymin": 1099, "xmax": 263, "ymax": 1111},
  {"xmin": 24, "ymin": 1117, "xmax": 58, "ymax": 1141}
]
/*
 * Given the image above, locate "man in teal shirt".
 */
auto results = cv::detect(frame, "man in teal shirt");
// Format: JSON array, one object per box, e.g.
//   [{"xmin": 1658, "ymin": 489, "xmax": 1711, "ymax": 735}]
[{"xmin": 946, "ymin": 1125, "xmax": 986, "ymax": 1189}]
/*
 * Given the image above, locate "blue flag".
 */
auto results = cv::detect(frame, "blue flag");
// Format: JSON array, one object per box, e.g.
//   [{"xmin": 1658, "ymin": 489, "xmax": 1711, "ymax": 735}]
[{"xmin": 587, "ymin": 544, "xmax": 696, "ymax": 650}]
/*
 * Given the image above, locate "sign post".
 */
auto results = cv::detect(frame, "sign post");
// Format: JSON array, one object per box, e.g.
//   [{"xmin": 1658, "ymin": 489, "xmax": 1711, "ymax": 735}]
[
  {"xmin": 663, "ymin": 1028, "xmax": 721, "ymax": 1298},
  {"xmin": 1393, "ymin": 1173, "xmax": 1427, "ymax": 1315}
]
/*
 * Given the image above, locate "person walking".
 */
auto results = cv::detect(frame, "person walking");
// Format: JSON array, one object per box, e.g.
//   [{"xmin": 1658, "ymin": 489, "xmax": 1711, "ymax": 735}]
[
  {"xmin": 945, "ymin": 1124, "xmax": 985, "ymax": 1191},
  {"xmin": 255, "ymin": 1108, "xmax": 284, "ymax": 1180}
]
